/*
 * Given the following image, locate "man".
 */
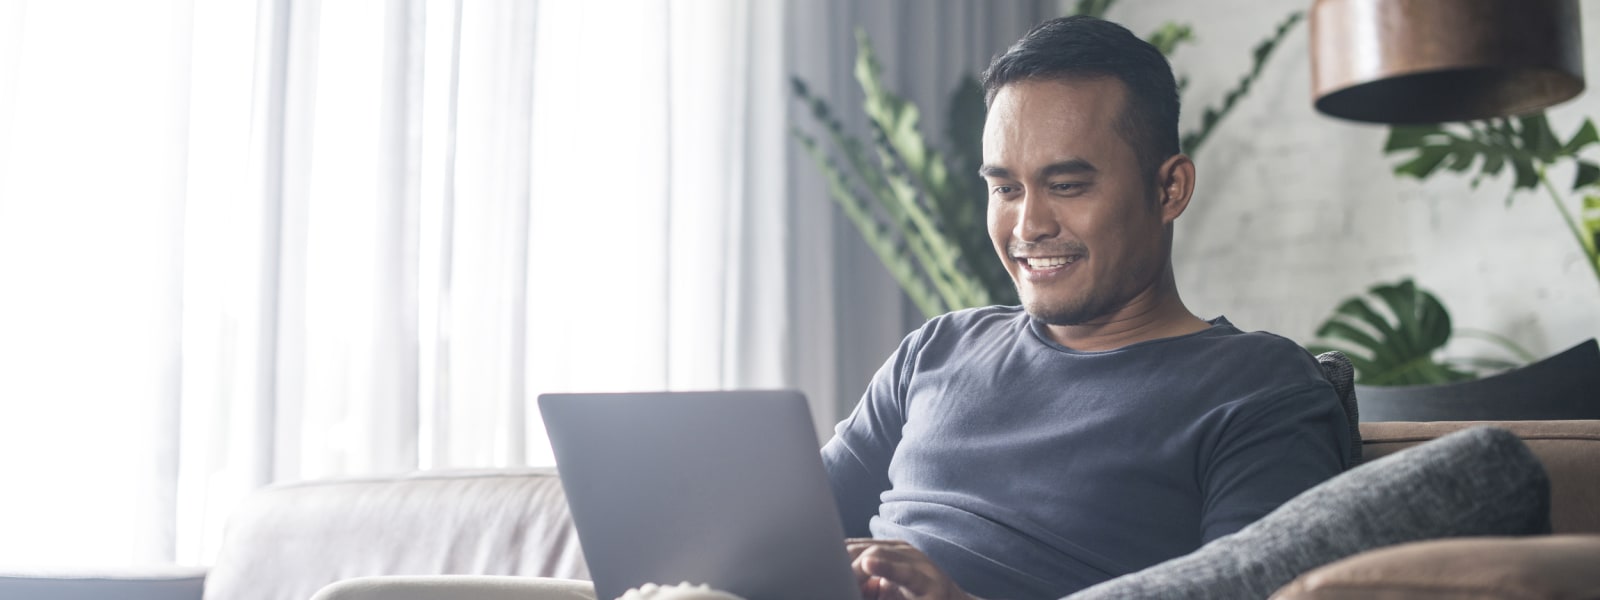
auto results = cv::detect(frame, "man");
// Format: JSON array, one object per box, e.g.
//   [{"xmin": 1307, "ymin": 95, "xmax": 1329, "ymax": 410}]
[{"xmin": 823, "ymin": 16, "xmax": 1353, "ymax": 600}]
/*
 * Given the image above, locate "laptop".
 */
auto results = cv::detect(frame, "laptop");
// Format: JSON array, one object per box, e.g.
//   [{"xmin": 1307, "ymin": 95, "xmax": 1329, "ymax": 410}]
[{"xmin": 539, "ymin": 390, "xmax": 861, "ymax": 600}]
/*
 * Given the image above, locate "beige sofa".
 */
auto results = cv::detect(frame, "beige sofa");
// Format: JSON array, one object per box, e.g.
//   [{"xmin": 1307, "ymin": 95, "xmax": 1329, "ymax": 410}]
[
  {"xmin": 6, "ymin": 421, "xmax": 1597, "ymax": 600},
  {"xmin": 0, "ymin": 468, "xmax": 589, "ymax": 600},
  {"xmin": 1273, "ymin": 420, "xmax": 1600, "ymax": 599}
]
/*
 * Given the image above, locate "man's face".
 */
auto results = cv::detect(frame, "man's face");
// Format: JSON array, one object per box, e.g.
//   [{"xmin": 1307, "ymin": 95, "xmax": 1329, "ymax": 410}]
[{"xmin": 981, "ymin": 77, "xmax": 1172, "ymax": 326}]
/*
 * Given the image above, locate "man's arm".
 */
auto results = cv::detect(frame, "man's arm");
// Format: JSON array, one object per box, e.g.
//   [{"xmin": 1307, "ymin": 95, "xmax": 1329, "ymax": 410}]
[
  {"xmin": 821, "ymin": 327, "xmax": 924, "ymax": 537},
  {"xmin": 1199, "ymin": 383, "xmax": 1352, "ymax": 541}
]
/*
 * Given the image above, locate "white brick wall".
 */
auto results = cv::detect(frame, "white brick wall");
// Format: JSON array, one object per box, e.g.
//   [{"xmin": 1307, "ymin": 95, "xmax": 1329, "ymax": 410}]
[{"xmin": 1110, "ymin": 0, "xmax": 1600, "ymax": 359}]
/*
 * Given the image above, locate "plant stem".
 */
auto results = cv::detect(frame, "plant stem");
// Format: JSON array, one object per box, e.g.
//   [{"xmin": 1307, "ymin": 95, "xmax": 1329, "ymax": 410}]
[{"xmin": 1536, "ymin": 168, "xmax": 1600, "ymax": 288}]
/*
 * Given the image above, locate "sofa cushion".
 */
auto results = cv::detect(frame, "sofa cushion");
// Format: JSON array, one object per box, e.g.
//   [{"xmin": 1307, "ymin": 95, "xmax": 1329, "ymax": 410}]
[
  {"xmin": 1272, "ymin": 535, "xmax": 1600, "ymax": 599},
  {"xmin": 1361, "ymin": 420, "xmax": 1600, "ymax": 534},
  {"xmin": 1314, "ymin": 351, "xmax": 1362, "ymax": 467},
  {"xmin": 204, "ymin": 468, "xmax": 587, "ymax": 600},
  {"xmin": 1065, "ymin": 426, "xmax": 1550, "ymax": 599}
]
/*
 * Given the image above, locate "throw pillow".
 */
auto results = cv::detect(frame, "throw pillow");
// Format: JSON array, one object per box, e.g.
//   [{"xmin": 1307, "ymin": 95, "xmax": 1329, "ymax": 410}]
[
  {"xmin": 1064, "ymin": 426, "xmax": 1551, "ymax": 600},
  {"xmin": 1313, "ymin": 351, "xmax": 1362, "ymax": 467}
]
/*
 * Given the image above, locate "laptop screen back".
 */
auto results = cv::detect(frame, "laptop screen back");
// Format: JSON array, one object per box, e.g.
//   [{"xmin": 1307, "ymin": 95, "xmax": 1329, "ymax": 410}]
[{"xmin": 539, "ymin": 390, "xmax": 859, "ymax": 600}]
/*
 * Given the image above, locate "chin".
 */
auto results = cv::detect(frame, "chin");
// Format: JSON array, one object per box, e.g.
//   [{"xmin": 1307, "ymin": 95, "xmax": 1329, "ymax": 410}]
[{"xmin": 1021, "ymin": 296, "xmax": 1095, "ymax": 326}]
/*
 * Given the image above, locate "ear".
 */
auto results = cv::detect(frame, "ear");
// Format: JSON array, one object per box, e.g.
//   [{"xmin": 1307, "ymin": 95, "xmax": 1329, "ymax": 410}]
[{"xmin": 1153, "ymin": 153, "xmax": 1196, "ymax": 225}]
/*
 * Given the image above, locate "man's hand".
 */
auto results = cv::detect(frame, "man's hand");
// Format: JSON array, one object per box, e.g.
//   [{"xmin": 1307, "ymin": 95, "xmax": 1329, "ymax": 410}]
[{"xmin": 846, "ymin": 538, "xmax": 981, "ymax": 600}]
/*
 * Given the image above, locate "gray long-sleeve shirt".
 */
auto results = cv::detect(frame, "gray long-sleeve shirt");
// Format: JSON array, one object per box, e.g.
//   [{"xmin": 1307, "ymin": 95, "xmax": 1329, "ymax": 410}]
[{"xmin": 822, "ymin": 306, "xmax": 1352, "ymax": 599}]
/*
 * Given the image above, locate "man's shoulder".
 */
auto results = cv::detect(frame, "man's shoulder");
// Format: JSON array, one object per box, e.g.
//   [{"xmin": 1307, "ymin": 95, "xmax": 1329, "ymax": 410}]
[
  {"xmin": 912, "ymin": 305, "xmax": 1030, "ymax": 342},
  {"xmin": 899, "ymin": 305, "xmax": 1030, "ymax": 360},
  {"xmin": 1188, "ymin": 323, "xmax": 1329, "ymax": 390},
  {"xmin": 1204, "ymin": 323, "xmax": 1312, "ymax": 356},
  {"xmin": 929, "ymin": 305, "xmax": 1028, "ymax": 331}
]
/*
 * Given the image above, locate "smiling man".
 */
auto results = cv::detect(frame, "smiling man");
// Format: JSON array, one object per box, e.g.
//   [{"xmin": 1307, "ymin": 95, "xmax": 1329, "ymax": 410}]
[{"xmin": 822, "ymin": 16, "xmax": 1353, "ymax": 600}]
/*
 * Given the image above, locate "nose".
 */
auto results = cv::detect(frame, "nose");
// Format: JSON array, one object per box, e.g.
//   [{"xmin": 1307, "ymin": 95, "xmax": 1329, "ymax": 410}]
[{"xmin": 1014, "ymin": 188, "xmax": 1059, "ymax": 242}]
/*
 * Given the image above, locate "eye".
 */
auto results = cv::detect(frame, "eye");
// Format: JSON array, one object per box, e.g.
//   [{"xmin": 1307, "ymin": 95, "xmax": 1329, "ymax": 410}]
[
  {"xmin": 989, "ymin": 185, "xmax": 1019, "ymax": 197},
  {"xmin": 1050, "ymin": 182, "xmax": 1087, "ymax": 194}
]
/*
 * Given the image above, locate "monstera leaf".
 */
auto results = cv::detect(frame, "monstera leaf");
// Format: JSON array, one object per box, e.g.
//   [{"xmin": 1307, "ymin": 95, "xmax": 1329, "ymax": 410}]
[
  {"xmin": 1384, "ymin": 114, "xmax": 1600, "ymax": 288},
  {"xmin": 1307, "ymin": 279, "xmax": 1474, "ymax": 386}
]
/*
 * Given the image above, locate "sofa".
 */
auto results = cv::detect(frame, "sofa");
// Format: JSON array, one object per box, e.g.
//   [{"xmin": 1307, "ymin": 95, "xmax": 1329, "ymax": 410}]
[
  {"xmin": 0, "ymin": 468, "xmax": 589, "ymax": 600},
  {"xmin": 1272, "ymin": 420, "xmax": 1600, "ymax": 599},
  {"xmin": 5, "ymin": 419, "xmax": 1596, "ymax": 600}
]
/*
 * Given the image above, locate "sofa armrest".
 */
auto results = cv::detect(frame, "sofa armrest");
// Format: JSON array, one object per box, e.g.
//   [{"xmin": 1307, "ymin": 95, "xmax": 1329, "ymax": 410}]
[
  {"xmin": 1272, "ymin": 535, "xmax": 1600, "ymax": 599},
  {"xmin": 310, "ymin": 575, "xmax": 595, "ymax": 600},
  {"xmin": 0, "ymin": 566, "xmax": 207, "ymax": 600},
  {"xmin": 208, "ymin": 468, "xmax": 587, "ymax": 600}
]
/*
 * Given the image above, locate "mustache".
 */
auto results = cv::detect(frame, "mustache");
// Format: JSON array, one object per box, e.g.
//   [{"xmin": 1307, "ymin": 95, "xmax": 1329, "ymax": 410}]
[{"xmin": 1008, "ymin": 240, "xmax": 1087, "ymax": 256}]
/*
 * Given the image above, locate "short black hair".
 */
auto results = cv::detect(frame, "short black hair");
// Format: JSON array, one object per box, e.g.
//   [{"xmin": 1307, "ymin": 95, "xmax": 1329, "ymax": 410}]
[{"xmin": 982, "ymin": 16, "xmax": 1180, "ymax": 177}]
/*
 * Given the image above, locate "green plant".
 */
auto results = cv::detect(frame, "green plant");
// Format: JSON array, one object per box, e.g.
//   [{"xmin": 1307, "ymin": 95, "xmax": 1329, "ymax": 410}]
[
  {"xmin": 791, "ymin": 4, "xmax": 1305, "ymax": 318},
  {"xmin": 1308, "ymin": 279, "xmax": 1534, "ymax": 385},
  {"xmin": 1384, "ymin": 113, "xmax": 1600, "ymax": 290}
]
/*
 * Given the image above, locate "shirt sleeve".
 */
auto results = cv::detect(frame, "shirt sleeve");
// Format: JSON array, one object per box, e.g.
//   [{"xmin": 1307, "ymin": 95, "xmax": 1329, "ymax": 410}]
[
  {"xmin": 1198, "ymin": 383, "xmax": 1353, "ymax": 542},
  {"xmin": 820, "ymin": 326, "xmax": 923, "ymax": 538}
]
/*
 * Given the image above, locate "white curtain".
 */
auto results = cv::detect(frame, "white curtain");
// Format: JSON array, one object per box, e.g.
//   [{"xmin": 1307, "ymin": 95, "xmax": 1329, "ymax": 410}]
[
  {"xmin": 173, "ymin": 0, "xmax": 798, "ymax": 563},
  {"xmin": 0, "ymin": 0, "xmax": 195, "ymax": 567},
  {"xmin": 0, "ymin": 0, "xmax": 1049, "ymax": 568}
]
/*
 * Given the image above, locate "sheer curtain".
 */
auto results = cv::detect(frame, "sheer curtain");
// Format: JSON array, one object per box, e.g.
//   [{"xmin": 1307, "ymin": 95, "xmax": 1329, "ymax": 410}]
[
  {"xmin": 0, "ymin": 0, "xmax": 1049, "ymax": 568},
  {"xmin": 174, "ymin": 0, "xmax": 797, "ymax": 563},
  {"xmin": 0, "ymin": 0, "xmax": 198, "ymax": 567},
  {"xmin": 0, "ymin": 0, "xmax": 794, "ymax": 567}
]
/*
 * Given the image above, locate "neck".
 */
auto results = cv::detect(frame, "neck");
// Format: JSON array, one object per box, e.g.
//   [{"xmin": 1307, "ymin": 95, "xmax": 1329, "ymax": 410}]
[{"xmin": 1041, "ymin": 267, "xmax": 1209, "ymax": 352}]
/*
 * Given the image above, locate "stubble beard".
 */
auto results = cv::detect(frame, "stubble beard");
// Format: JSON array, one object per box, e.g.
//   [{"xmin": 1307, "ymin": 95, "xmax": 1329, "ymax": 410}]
[
  {"xmin": 1018, "ymin": 254, "xmax": 1168, "ymax": 327},
  {"xmin": 1019, "ymin": 283, "xmax": 1117, "ymax": 326}
]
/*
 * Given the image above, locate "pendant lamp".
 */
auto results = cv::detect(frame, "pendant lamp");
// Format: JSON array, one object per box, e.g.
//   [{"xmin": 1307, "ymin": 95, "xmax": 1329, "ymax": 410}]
[{"xmin": 1310, "ymin": 0, "xmax": 1585, "ymax": 124}]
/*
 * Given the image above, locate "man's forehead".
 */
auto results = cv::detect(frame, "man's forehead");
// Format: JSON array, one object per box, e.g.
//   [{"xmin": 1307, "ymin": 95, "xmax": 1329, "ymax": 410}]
[
  {"xmin": 989, "ymin": 75, "xmax": 1128, "ymax": 110},
  {"xmin": 981, "ymin": 77, "xmax": 1130, "ymax": 170}
]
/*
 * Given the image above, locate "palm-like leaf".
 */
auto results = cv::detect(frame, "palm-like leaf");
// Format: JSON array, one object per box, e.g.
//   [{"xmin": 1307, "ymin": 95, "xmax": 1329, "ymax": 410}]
[
  {"xmin": 1384, "ymin": 114, "xmax": 1595, "ymax": 196},
  {"xmin": 788, "ymin": 33, "xmax": 997, "ymax": 318},
  {"xmin": 1385, "ymin": 114, "xmax": 1600, "ymax": 291},
  {"xmin": 944, "ymin": 75, "xmax": 1016, "ymax": 307},
  {"xmin": 1307, "ymin": 279, "xmax": 1474, "ymax": 386}
]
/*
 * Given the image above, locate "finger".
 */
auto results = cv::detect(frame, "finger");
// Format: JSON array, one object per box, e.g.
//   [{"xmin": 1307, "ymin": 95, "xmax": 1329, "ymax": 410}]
[
  {"xmin": 846, "ymin": 542, "xmax": 873, "ymax": 561},
  {"xmin": 861, "ymin": 574, "xmax": 908, "ymax": 600},
  {"xmin": 850, "ymin": 545, "xmax": 892, "ymax": 589},
  {"xmin": 859, "ymin": 575, "xmax": 899, "ymax": 600},
  {"xmin": 857, "ymin": 546, "xmax": 937, "ymax": 596},
  {"xmin": 845, "ymin": 538, "xmax": 912, "ymax": 560},
  {"xmin": 850, "ymin": 546, "xmax": 883, "ymax": 588},
  {"xmin": 847, "ymin": 538, "xmax": 913, "ymax": 549},
  {"xmin": 857, "ymin": 572, "xmax": 880, "ymax": 600}
]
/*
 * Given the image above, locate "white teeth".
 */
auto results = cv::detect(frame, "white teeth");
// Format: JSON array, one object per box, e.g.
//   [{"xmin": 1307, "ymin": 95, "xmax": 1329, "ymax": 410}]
[{"xmin": 1024, "ymin": 256, "xmax": 1075, "ymax": 268}]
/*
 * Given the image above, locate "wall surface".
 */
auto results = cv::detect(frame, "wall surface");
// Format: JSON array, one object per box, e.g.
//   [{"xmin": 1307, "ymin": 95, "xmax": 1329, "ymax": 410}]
[{"xmin": 1108, "ymin": 1, "xmax": 1600, "ymax": 361}]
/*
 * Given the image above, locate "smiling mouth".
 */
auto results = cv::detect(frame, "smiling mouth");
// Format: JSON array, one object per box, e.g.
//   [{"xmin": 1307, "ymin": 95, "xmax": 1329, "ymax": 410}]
[
  {"xmin": 1021, "ymin": 256, "xmax": 1078, "ymax": 269},
  {"xmin": 1016, "ymin": 254, "xmax": 1082, "ymax": 273}
]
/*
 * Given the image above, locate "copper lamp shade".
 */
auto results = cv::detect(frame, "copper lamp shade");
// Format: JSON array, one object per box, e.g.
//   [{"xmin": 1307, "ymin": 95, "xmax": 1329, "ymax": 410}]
[{"xmin": 1311, "ymin": 0, "xmax": 1585, "ymax": 124}]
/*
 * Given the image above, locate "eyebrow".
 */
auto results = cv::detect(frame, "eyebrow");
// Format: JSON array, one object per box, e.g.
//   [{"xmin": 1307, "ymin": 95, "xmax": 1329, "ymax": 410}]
[{"xmin": 978, "ymin": 159, "xmax": 1098, "ymax": 180}]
